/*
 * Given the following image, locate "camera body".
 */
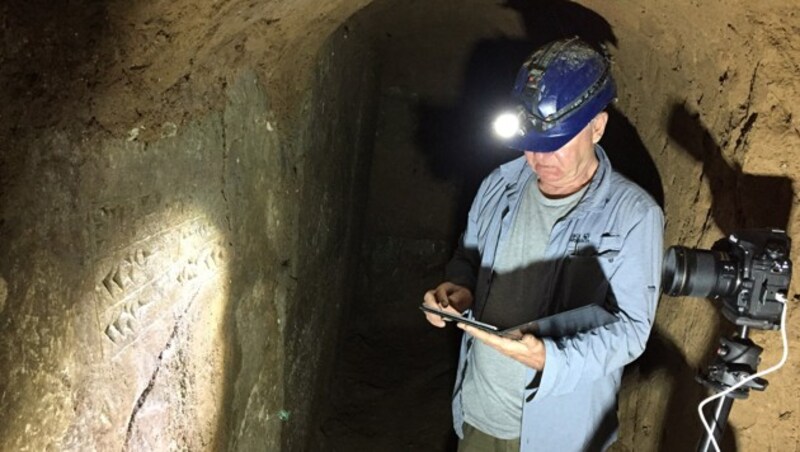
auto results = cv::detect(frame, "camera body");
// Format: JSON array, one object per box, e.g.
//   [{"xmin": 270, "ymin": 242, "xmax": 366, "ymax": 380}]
[
  {"xmin": 662, "ymin": 229, "xmax": 792, "ymax": 330},
  {"xmin": 716, "ymin": 229, "xmax": 792, "ymax": 329}
]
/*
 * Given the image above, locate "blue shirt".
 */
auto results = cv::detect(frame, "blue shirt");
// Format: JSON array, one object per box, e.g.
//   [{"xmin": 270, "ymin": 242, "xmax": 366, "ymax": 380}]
[{"xmin": 445, "ymin": 145, "xmax": 664, "ymax": 451}]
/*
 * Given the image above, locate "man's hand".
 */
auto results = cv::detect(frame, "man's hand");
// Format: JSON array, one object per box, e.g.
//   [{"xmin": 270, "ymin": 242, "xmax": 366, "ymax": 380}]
[
  {"xmin": 422, "ymin": 282, "xmax": 474, "ymax": 328},
  {"xmin": 457, "ymin": 323, "xmax": 546, "ymax": 371}
]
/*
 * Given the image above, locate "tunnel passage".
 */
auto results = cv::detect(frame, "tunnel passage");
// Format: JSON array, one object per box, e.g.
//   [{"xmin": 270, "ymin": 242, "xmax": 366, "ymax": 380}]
[
  {"xmin": 0, "ymin": 0, "xmax": 799, "ymax": 451},
  {"xmin": 315, "ymin": 1, "xmax": 800, "ymax": 451}
]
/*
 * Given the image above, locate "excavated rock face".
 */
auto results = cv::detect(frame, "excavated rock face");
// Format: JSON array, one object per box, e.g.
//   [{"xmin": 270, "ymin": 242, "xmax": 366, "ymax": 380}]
[{"xmin": 0, "ymin": 0, "xmax": 797, "ymax": 451}]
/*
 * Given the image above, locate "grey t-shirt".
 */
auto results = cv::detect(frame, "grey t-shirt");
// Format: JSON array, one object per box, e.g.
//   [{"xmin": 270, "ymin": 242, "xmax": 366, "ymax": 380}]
[{"xmin": 462, "ymin": 177, "xmax": 586, "ymax": 439}]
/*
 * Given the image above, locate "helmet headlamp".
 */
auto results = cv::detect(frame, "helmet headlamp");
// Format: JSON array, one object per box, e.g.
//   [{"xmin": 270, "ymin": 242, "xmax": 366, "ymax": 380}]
[{"xmin": 490, "ymin": 38, "xmax": 617, "ymax": 152}]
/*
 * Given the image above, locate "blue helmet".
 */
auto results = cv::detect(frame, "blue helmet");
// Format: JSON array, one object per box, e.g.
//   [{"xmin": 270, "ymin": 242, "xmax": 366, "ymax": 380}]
[{"xmin": 505, "ymin": 38, "xmax": 616, "ymax": 152}]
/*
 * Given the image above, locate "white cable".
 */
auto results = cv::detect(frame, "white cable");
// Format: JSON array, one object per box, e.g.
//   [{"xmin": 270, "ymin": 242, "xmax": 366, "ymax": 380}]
[{"xmin": 696, "ymin": 295, "xmax": 790, "ymax": 452}]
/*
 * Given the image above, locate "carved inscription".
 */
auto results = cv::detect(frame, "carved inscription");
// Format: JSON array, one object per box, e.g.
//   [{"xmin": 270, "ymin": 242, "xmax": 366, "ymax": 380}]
[
  {"xmin": 89, "ymin": 194, "xmax": 193, "ymax": 254},
  {"xmin": 101, "ymin": 249, "xmax": 151, "ymax": 299},
  {"xmin": 94, "ymin": 216, "xmax": 225, "ymax": 349},
  {"xmin": 176, "ymin": 245, "xmax": 225, "ymax": 283}
]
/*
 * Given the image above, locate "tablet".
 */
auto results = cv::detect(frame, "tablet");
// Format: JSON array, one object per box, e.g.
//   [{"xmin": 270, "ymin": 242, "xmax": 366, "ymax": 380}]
[
  {"xmin": 419, "ymin": 305, "xmax": 499, "ymax": 332},
  {"xmin": 500, "ymin": 304, "xmax": 619, "ymax": 339},
  {"xmin": 419, "ymin": 304, "xmax": 618, "ymax": 339}
]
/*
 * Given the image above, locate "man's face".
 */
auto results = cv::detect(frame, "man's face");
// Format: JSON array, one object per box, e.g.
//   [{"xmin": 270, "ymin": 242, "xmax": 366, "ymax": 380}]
[{"xmin": 524, "ymin": 112, "xmax": 608, "ymax": 196}]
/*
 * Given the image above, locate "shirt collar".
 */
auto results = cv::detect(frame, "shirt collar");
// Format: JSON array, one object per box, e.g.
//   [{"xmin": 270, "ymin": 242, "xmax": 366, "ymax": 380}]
[{"xmin": 498, "ymin": 144, "xmax": 612, "ymax": 212}]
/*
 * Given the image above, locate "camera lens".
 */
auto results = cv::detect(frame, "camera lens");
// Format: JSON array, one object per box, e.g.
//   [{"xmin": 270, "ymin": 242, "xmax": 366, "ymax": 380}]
[{"xmin": 662, "ymin": 246, "xmax": 739, "ymax": 298}]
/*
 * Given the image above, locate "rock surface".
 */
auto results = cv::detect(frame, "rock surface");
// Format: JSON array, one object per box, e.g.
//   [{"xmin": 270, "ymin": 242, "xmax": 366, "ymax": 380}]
[{"xmin": 0, "ymin": 0, "xmax": 797, "ymax": 451}]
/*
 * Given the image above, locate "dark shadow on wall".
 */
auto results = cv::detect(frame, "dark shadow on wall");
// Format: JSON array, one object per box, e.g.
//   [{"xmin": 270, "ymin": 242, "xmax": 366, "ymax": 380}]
[
  {"xmin": 667, "ymin": 102, "xmax": 793, "ymax": 235},
  {"xmin": 655, "ymin": 102, "xmax": 795, "ymax": 451},
  {"xmin": 603, "ymin": 106, "xmax": 665, "ymax": 208},
  {"xmin": 630, "ymin": 325, "xmax": 738, "ymax": 452},
  {"xmin": 413, "ymin": 36, "xmax": 531, "ymax": 223},
  {"xmin": 319, "ymin": 236, "xmax": 462, "ymax": 452},
  {"xmin": 415, "ymin": 0, "xmax": 664, "ymax": 232}
]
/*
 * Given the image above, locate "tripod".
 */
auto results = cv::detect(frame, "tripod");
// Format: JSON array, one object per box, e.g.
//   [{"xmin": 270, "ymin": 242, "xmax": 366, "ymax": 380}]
[{"xmin": 696, "ymin": 326, "xmax": 767, "ymax": 452}]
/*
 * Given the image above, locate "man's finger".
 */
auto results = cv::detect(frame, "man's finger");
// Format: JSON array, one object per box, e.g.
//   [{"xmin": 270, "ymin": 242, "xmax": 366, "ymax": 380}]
[
  {"xmin": 458, "ymin": 323, "xmax": 516, "ymax": 352},
  {"xmin": 425, "ymin": 312, "xmax": 446, "ymax": 328},
  {"xmin": 434, "ymin": 285, "xmax": 451, "ymax": 308},
  {"xmin": 423, "ymin": 307, "xmax": 447, "ymax": 328},
  {"xmin": 457, "ymin": 323, "xmax": 497, "ymax": 343},
  {"xmin": 448, "ymin": 288, "xmax": 469, "ymax": 308},
  {"xmin": 423, "ymin": 290, "xmax": 437, "ymax": 307}
]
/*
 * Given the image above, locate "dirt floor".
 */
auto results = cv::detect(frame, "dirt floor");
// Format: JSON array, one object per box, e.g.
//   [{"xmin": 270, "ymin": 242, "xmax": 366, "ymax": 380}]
[{"xmin": 1, "ymin": 0, "xmax": 799, "ymax": 451}]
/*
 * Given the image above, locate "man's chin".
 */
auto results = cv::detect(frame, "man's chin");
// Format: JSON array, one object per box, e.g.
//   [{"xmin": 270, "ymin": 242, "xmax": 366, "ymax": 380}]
[{"xmin": 536, "ymin": 170, "xmax": 562, "ymax": 182}]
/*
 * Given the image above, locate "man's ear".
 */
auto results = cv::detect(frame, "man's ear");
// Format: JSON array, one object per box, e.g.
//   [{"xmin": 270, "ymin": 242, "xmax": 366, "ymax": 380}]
[{"xmin": 591, "ymin": 111, "xmax": 609, "ymax": 144}]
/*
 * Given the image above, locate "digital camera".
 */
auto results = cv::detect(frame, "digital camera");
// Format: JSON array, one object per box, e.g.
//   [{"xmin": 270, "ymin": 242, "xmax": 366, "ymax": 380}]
[{"xmin": 662, "ymin": 229, "xmax": 792, "ymax": 330}]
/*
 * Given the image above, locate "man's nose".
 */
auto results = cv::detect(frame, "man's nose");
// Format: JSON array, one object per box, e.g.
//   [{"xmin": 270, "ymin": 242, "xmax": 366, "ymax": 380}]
[{"xmin": 527, "ymin": 151, "xmax": 550, "ymax": 161}]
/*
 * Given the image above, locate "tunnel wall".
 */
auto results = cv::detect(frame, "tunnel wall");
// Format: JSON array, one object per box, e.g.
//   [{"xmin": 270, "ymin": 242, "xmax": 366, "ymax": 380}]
[
  {"xmin": 0, "ymin": 2, "xmax": 376, "ymax": 450},
  {"xmin": 272, "ymin": 29, "xmax": 378, "ymax": 452},
  {"xmin": 582, "ymin": 2, "xmax": 800, "ymax": 450}
]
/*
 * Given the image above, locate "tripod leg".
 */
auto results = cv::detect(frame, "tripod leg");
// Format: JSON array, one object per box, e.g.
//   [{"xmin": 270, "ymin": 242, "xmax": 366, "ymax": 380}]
[{"xmin": 697, "ymin": 395, "xmax": 734, "ymax": 452}]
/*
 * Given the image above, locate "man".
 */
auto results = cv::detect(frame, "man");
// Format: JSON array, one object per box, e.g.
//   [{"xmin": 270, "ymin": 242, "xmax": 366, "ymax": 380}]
[{"xmin": 422, "ymin": 38, "xmax": 664, "ymax": 451}]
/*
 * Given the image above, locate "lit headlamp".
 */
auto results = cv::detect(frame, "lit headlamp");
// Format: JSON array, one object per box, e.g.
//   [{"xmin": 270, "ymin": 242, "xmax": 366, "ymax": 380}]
[
  {"xmin": 492, "ymin": 106, "xmax": 558, "ymax": 139},
  {"xmin": 492, "ymin": 37, "xmax": 613, "ymax": 148},
  {"xmin": 492, "ymin": 109, "xmax": 525, "ymax": 139}
]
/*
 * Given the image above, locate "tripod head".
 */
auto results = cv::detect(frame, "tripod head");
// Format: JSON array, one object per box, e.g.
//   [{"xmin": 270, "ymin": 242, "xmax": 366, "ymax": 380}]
[{"xmin": 698, "ymin": 329, "xmax": 767, "ymax": 399}]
